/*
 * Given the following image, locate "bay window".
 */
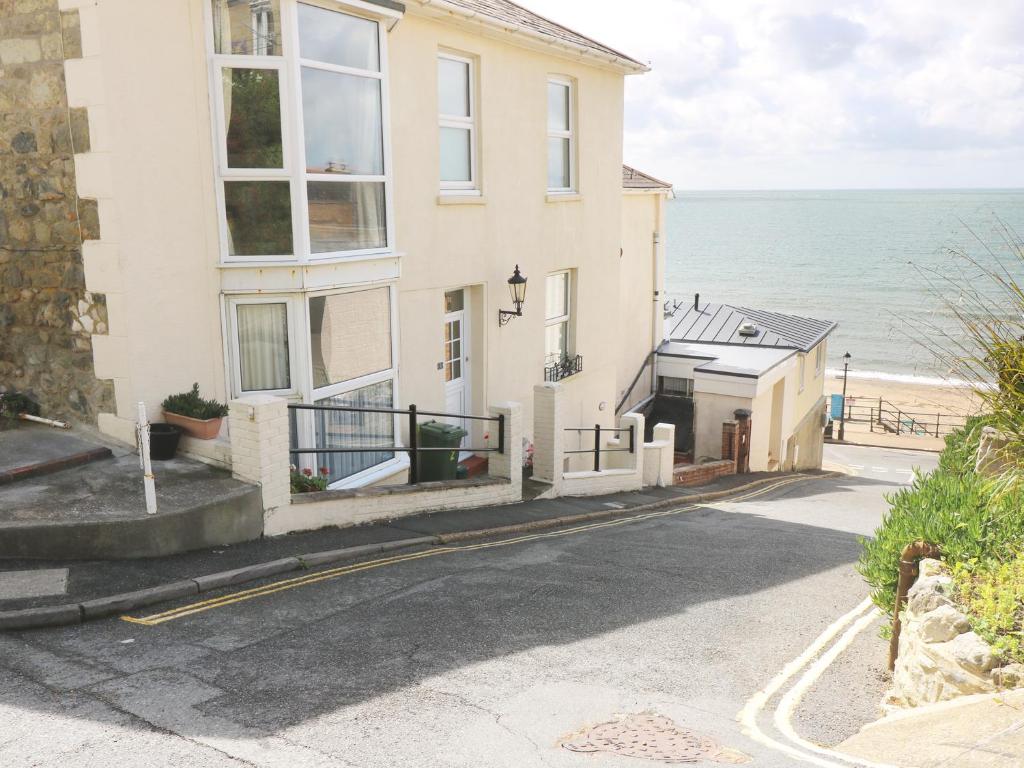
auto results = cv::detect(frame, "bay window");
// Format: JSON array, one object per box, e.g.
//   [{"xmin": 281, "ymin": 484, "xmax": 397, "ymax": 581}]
[
  {"xmin": 438, "ymin": 52, "xmax": 477, "ymax": 191},
  {"xmin": 209, "ymin": 0, "xmax": 392, "ymax": 262}
]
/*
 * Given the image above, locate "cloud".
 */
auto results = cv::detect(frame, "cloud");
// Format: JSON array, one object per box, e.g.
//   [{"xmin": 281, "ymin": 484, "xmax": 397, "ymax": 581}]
[{"xmin": 515, "ymin": 0, "xmax": 1024, "ymax": 189}]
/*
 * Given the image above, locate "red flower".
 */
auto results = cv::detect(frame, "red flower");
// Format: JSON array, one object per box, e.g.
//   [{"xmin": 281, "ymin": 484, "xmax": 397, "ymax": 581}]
[
  {"xmin": 302, "ymin": 467, "xmax": 313, "ymax": 477},
  {"xmin": 319, "ymin": 467, "xmax": 329, "ymax": 475}
]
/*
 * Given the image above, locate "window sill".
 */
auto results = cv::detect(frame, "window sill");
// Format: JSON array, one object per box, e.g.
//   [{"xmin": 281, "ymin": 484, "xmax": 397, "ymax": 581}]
[
  {"xmin": 546, "ymin": 192, "xmax": 581, "ymax": 203},
  {"xmin": 437, "ymin": 193, "xmax": 486, "ymax": 205},
  {"xmin": 218, "ymin": 251, "xmax": 403, "ymax": 269}
]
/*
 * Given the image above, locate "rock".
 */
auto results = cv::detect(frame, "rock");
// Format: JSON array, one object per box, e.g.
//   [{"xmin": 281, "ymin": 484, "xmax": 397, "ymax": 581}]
[
  {"xmin": 907, "ymin": 575, "xmax": 954, "ymax": 614},
  {"xmin": 976, "ymin": 426, "xmax": 1015, "ymax": 477},
  {"xmin": 918, "ymin": 605, "xmax": 971, "ymax": 643},
  {"xmin": 940, "ymin": 632, "xmax": 998, "ymax": 674},
  {"xmin": 918, "ymin": 558, "xmax": 946, "ymax": 579},
  {"xmin": 992, "ymin": 664, "xmax": 1024, "ymax": 689}
]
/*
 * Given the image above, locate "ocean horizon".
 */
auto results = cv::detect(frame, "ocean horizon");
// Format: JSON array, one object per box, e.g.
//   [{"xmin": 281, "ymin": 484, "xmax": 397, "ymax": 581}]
[{"xmin": 664, "ymin": 188, "xmax": 1024, "ymax": 387}]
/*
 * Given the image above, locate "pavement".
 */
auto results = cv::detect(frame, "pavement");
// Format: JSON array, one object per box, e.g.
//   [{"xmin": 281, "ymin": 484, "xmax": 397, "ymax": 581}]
[
  {"xmin": 0, "ymin": 465, "xmax": 903, "ymax": 767},
  {"xmin": 840, "ymin": 689, "xmax": 1024, "ymax": 767}
]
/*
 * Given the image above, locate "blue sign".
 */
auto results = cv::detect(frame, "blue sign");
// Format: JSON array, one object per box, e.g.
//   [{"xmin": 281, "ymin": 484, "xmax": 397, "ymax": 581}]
[{"xmin": 830, "ymin": 394, "xmax": 844, "ymax": 420}]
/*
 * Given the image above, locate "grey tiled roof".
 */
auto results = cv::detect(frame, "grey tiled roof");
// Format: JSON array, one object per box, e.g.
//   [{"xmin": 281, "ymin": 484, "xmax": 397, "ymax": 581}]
[
  {"xmin": 438, "ymin": 0, "xmax": 646, "ymax": 69},
  {"xmin": 667, "ymin": 302, "xmax": 837, "ymax": 353},
  {"xmin": 623, "ymin": 164, "xmax": 672, "ymax": 190}
]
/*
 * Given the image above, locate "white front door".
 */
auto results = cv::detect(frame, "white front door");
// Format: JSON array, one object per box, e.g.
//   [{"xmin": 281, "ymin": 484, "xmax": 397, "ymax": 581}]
[{"xmin": 443, "ymin": 289, "xmax": 470, "ymax": 452}]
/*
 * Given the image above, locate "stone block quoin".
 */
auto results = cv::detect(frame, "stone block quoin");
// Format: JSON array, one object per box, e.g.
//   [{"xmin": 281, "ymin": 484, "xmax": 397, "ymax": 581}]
[{"xmin": 0, "ymin": 0, "xmax": 113, "ymax": 422}]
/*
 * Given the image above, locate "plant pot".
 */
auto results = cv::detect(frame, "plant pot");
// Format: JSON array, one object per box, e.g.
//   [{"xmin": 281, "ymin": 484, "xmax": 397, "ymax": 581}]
[
  {"xmin": 149, "ymin": 423, "xmax": 182, "ymax": 460},
  {"xmin": 163, "ymin": 411, "xmax": 223, "ymax": 440}
]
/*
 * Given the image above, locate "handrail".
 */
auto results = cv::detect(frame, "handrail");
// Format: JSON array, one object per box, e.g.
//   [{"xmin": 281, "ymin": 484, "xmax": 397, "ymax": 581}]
[
  {"xmin": 615, "ymin": 350, "xmax": 657, "ymax": 415},
  {"xmin": 830, "ymin": 395, "xmax": 966, "ymax": 437},
  {"xmin": 288, "ymin": 402, "xmax": 504, "ymax": 485},
  {"xmin": 564, "ymin": 423, "xmax": 635, "ymax": 471}
]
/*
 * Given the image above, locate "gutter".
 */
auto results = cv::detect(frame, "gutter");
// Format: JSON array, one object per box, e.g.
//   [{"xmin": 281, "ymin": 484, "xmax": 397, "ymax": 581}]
[{"xmin": 414, "ymin": 0, "xmax": 650, "ymax": 74}]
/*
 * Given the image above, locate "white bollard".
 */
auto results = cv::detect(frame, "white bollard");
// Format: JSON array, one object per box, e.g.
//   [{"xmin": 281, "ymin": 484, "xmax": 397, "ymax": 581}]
[{"xmin": 136, "ymin": 401, "xmax": 158, "ymax": 515}]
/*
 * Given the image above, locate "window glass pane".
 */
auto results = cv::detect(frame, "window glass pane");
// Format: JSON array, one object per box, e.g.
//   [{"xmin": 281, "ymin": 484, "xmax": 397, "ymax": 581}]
[
  {"xmin": 212, "ymin": 0, "xmax": 282, "ymax": 56},
  {"xmin": 297, "ymin": 3, "xmax": 378, "ymax": 71},
  {"xmin": 224, "ymin": 180, "xmax": 292, "ymax": 257},
  {"xmin": 309, "ymin": 288, "xmax": 392, "ymax": 388},
  {"xmin": 438, "ymin": 57, "xmax": 470, "ymax": 117},
  {"xmin": 547, "ymin": 81, "xmax": 569, "ymax": 131},
  {"xmin": 444, "ymin": 289, "xmax": 464, "ymax": 312},
  {"xmin": 547, "ymin": 137, "xmax": 570, "ymax": 189},
  {"xmin": 302, "ymin": 67, "xmax": 383, "ymax": 175},
  {"xmin": 545, "ymin": 322, "xmax": 567, "ymax": 363},
  {"xmin": 545, "ymin": 272, "xmax": 568, "ymax": 320},
  {"xmin": 439, "ymin": 127, "xmax": 471, "ymax": 183},
  {"xmin": 236, "ymin": 303, "xmax": 290, "ymax": 391},
  {"xmin": 307, "ymin": 181, "xmax": 386, "ymax": 253},
  {"xmin": 222, "ymin": 68, "xmax": 283, "ymax": 168},
  {"xmin": 312, "ymin": 380, "xmax": 394, "ymax": 483}
]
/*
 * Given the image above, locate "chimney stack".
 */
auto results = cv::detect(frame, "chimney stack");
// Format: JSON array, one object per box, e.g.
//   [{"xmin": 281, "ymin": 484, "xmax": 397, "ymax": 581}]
[{"xmin": 694, "ymin": 293, "xmax": 700, "ymax": 311}]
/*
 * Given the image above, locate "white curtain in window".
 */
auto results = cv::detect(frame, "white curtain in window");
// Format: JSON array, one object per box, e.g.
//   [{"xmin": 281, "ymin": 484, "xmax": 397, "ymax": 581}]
[
  {"xmin": 237, "ymin": 303, "xmax": 290, "ymax": 391},
  {"xmin": 313, "ymin": 380, "xmax": 395, "ymax": 482}
]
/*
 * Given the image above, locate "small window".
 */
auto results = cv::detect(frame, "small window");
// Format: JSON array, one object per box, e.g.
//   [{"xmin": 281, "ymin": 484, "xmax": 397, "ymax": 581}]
[
  {"xmin": 545, "ymin": 271, "xmax": 572, "ymax": 364},
  {"xmin": 658, "ymin": 376, "xmax": 693, "ymax": 398},
  {"xmin": 815, "ymin": 345, "xmax": 824, "ymax": 375},
  {"xmin": 546, "ymin": 78, "xmax": 574, "ymax": 192},
  {"xmin": 212, "ymin": 0, "xmax": 282, "ymax": 56},
  {"xmin": 799, "ymin": 355, "xmax": 806, "ymax": 392},
  {"xmin": 438, "ymin": 53, "xmax": 476, "ymax": 190}
]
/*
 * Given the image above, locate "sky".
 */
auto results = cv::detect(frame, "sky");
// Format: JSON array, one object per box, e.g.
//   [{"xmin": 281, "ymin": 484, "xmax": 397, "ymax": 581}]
[{"xmin": 516, "ymin": 0, "xmax": 1024, "ymax": 190}]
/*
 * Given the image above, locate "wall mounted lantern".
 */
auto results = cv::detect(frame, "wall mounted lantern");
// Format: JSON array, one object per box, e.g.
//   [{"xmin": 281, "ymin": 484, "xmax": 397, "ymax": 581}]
[{"xmin": 498, "ymin": 265, "xmax": 527, "ymax": 326}]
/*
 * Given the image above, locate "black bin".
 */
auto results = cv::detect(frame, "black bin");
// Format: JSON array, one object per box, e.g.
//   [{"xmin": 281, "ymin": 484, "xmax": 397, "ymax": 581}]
[{"xmin": 417, "ymin": 421, "xmax": 468, "ymax": 481}]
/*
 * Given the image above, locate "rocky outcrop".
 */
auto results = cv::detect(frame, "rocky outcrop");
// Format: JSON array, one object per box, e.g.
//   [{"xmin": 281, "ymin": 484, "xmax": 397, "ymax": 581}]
[
  {"xmin": 885, "ymin": 559, "xmax": 1020, "ymax": 709},
  {"xmin": 976, "ymin": 426, "xmax": 1015, "ymax": 477}
]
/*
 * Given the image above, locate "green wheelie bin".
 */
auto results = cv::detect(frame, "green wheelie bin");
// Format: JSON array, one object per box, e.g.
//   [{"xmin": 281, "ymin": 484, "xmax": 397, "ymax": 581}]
[{"xmin": 417, "ymin": 420, "xmax": 468, "ymax": 481}]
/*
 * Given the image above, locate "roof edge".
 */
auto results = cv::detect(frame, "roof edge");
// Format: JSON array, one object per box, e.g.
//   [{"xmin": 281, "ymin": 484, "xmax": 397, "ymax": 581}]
[{"xmin": 410, "ymin": 0, "xmax": 650, "ymax": 74}]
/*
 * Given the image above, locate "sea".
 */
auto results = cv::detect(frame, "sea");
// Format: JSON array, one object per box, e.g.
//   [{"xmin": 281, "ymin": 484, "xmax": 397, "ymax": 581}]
[{"xmin": 664, "ymin": 189, "xmax": 1024, "ymax": 386}]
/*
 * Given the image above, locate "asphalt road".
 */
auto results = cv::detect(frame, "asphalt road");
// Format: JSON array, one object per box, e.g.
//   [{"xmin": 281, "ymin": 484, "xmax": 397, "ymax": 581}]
[
  {"xmin": 0, "ymin": 458, "xmax": 918, "ymax": 767},
  {"xmin": 824, "ymin": 442, "xmax": 939, "ymax": 484}
]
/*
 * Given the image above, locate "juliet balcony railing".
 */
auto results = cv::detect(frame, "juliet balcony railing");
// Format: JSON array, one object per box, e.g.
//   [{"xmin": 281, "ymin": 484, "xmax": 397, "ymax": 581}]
[{"xmin": 545, "ymin": 354, "xmax": 583, "ymax": 383}]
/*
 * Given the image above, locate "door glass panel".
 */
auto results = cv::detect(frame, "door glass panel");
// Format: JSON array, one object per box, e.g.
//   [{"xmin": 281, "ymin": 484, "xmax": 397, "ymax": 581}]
[
  {"xmin": 306, "ymin": 181, "xmax": 386, "ymax": 252},
  {"xmin": 313, "ymin": 380, "xmax": 394, "ymax": 483},
  {"xmin": 223, "ymin": 180, "xmax": 292, "ymax": 257},
  {"xmin": 222, "ymin": 68, "xmax": 283, "ymax": 169},
  {"xmin": 302, "ymin": 67, "xmax": 383, "ymax": 175},
  {"xmin": 212, "ymin": 0, "xmax": 282, "ymax": 56},
  {"xmin": 236, "ymin": 303, "xmax": 290, "ymax": 391},
  {"xmin": 309, "ymin": 288, "xmax": 391, "ymax": 388},
  {"xmin": 297, "ymin": 3, "xmax": 379, "ymax": 71}
]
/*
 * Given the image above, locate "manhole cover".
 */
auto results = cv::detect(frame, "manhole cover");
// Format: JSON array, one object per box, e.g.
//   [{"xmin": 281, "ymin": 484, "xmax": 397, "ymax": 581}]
[{"xmin": 562, "ymin": 713, "xmax": 750, "ymax": 764}]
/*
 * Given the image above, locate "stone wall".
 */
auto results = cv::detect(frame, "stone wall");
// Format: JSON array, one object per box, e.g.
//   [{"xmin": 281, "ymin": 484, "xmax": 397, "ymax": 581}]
[
  {"xmin": 886, "ymin": 559, "xmax": 1023, "ymax": 709},
  {"xmin": 0, "ymin": 0, "xmax": 113, "ymax": 422}
]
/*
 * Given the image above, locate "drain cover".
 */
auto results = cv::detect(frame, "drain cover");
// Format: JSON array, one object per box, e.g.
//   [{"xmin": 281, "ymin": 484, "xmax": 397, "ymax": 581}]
[{"xmin": 562, "ymin": 713, "xmax": 750, "ymax": 764}]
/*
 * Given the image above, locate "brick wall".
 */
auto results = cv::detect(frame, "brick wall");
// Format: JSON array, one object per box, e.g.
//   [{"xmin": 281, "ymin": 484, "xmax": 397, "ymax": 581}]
[
  {"xmin": 0, "ymin": 0, "xmax": 113, "ymax": 422},
  {"xmin": 673, "ymin": 459, "xmax": 736, "ymax": 488}
]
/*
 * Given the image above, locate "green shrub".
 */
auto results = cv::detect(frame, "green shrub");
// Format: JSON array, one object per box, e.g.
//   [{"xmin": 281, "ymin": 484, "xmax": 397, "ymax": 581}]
[
  {"xmin": 161, "ymin": 383, "xmax": 229, "ymax": 421},
  {"xmin": 952, "ymin": 557, "xmax": 1024, "ymax": 664},
  {"xmin": 858, "ymin": 423, "xmax": 1024, "ymax": 615},
  {"xmin": 937, "ymin": 414, "xmax": 994, "ymax": 476}
]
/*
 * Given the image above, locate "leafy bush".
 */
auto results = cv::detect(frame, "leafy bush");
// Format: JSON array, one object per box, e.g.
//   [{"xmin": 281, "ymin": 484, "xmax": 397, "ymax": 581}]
[
  {"xmin": 858, "ymin": 423, "xmax": 1024, "ymax": 615},
  {"xmin": 952, "ymin": 557, "xmax": 1024, "ymax": 664},
  {"xmin": 161, "ymin": 383, "xmax": 228, "ymax": 421},
  {"xmin": 937, "ymin": 414, "xmax": 994, "ymax": 476}
]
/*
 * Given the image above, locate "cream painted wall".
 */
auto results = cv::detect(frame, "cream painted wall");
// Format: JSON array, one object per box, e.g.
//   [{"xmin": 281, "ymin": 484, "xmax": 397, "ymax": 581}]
[
  {"xmin": 693, "ymin": 391, "xmax": 751, "ymax": 463},
  {"xmin": 618, "ymin": 192, "xmax": 665, "ymax": 409},
  {"xmin": 389, "ymin": 11, "xmax": 629, "ymax": 441}
]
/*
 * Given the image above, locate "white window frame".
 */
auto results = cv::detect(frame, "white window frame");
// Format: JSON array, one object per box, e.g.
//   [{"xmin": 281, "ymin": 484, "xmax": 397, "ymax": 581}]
[
  {"xmin": 438, "ymin": 51, "xmax": 478, "ymax": 193},
  {"xmin": 546, "ymin": 76, "xmax": 575, "ymax": 194},
  {"xmin": 544, "ymin": 270, "xmax": 572, "ymax": 364},
  {"xmin": 205, "ymin": 0, "xmax": 396, "ymax": 266},
  {"xmin": 225, "ymin": 294, "xmax": 301, "ymax": 398},
  {"xmin": 798, "ymin": 354, "xmax": 806, "ymax": 393},
  {"xmin": 814, "ymin": 344, "xmax": 824, "ymax": 376}
]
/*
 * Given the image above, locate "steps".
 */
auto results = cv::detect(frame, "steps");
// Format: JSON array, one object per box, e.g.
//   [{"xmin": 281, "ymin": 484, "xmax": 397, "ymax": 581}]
[{"xmin": 0, "ymin": 425, "xmax": 113, "ymax": 486}]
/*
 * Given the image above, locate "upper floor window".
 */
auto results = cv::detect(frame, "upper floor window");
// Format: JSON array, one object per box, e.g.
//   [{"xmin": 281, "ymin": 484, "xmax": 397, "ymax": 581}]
[
  {"xmin": 438, "ymin": 52, "xmax": 477, "ymax": 192},
  {"xmin": 799, "ymin": 354, "xmax": 806, "ymax": 392},
  {"xmin": 814, "ymin": 345, "xmax": 824, "ymax": 376},
  {"xmin": 209, "ymin": 0, "xmax": 392, "ymax": 263},
  {"xmin": 546, "ymin": 78, "xmax": 575, "ymax": 192}
]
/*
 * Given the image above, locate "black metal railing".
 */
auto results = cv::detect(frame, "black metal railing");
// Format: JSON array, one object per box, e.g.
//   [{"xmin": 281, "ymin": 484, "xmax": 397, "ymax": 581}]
[
  {"xmin": 288, "ymin": 403, "xmax": 504, "ymax": 486},
  {"xmin": 564, "ymin": 423, "xmax": 635, "ymax": 472},
  {"xmin": 829, "ymin": 397, "xmax": 967, "ymax": 438},
  {"xmin": 545, "ymin": 354, "xmax": 583, "ymax": 382},
  {"xmin": 615, "ymin": 349, "xmax": 657, "ymax": 414}
]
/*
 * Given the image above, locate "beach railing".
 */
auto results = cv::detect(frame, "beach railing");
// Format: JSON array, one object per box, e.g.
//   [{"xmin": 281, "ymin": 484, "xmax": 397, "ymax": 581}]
[{"xmin": 832, "ymin": 396, "xmax": 967, "ymax": 438}]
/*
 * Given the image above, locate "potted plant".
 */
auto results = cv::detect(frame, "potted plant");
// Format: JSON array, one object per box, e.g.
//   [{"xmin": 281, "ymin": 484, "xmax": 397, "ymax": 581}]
[
  {"xmin": 148, "ymin": 422, "xmax": 183, "ymax": 460},
  {"xmin": 161, "ymin": 383, "xmax": 229, "ymax": 440}
]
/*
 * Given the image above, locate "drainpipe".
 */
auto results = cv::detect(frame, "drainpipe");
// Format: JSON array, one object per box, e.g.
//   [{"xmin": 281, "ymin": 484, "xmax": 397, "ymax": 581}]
[{"xmin": 888, "ymin": 540, "xmax": 941, "ymax": 670}]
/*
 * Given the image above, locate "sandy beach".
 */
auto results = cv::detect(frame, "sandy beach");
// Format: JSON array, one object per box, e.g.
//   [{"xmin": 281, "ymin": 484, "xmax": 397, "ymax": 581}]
[{"xmin": 825, "ymin": 374, "xmax": 984, "ymax": 417}]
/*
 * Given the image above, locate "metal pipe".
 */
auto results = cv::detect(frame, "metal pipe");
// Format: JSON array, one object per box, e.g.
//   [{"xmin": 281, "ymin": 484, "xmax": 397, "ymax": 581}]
[
  {"xmin": 18, "ymin": 413, "xmax": 71, "ymax": 429},
  {"xmin": 136, "ymin": 402, "xmax": 157, "ymax": 515},
  {"xmin": 888, "ymin": 540, "xmax": 941, "ymax": 670}
]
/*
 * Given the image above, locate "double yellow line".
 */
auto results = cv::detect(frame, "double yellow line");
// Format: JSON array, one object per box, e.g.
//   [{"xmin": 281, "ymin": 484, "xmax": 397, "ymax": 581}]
[{"xmin": 122, "ymin": 475, "xmax": 810, "ymax": 627}]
